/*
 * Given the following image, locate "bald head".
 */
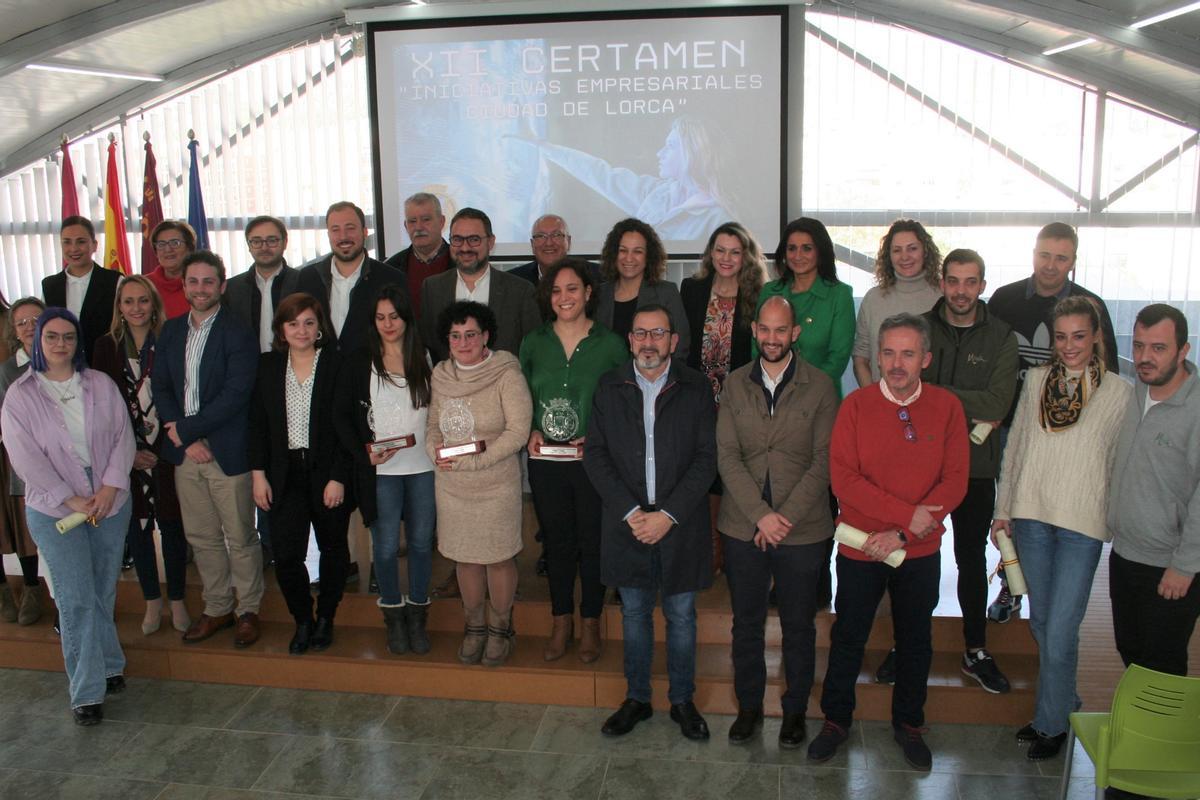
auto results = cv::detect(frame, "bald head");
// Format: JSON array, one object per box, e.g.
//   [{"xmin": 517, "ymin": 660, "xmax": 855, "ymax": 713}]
[
  {"xmin": 755, "ymin": 295, "xmax": 800, "ymax": 364},
  {"xmin": 531, "ymin": 214, "xmax": 571, "ymax": 270}
]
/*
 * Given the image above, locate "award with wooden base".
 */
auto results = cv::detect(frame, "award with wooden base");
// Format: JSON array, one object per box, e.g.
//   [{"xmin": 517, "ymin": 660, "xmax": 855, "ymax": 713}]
[
  {"xmin": 437, "ymin": 398, "xmax": 485, "ymax": 459},
  {"xmin": 367, "ymin": 433, "xmax": 416, "ymax": 455},
  {"xmin": 533, "ymin": 398, "xmax": 583, "ymax": 460}
]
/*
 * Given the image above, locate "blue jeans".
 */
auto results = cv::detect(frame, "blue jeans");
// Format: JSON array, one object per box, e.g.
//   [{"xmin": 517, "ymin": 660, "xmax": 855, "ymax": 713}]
[
  {"xmin": 619, "ymin": 584, "xmax": 697, "ymax": 706},
  {"xmin": 27, "ymin": 497, "xmax": 132, "ymax": 708},
  {"xmin": 372, "ymin": 472, "xmax": 436, "ymax": 605},
  {"xmin": 1013, "ymin": 518, "xmax": 1102, "ymax": 737}
]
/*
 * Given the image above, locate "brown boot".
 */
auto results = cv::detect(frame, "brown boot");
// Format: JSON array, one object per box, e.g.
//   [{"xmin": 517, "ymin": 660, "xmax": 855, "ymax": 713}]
[
  {"xmin": 482, "ymin": 604, "xmax": 514, "ymax": 667},
  {"xmin": 17, "ymin": 584, "xmax": 41, "ymax": 626},
  {"xmin": 579, "ymin": 617, "xmax": 602, "ymax": 664},
  {"xmin": 458, "ymin": 604, "xmax": 487, "ymax": 665},
  {"xmin": 0, "ymin": 583, "xmax": 16, "ymax": 623},
  {"xmin": 543, "ymin": 614, "xmax": 573, "ymax": 661}
]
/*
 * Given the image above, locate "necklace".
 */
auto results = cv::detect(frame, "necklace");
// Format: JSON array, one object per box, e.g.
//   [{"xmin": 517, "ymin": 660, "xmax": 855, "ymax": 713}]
[{"xmin": 40, "ymin": 374, "xmax": 78, "ymax": 404}]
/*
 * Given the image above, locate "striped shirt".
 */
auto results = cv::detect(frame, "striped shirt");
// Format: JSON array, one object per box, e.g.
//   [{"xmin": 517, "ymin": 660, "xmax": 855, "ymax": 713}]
[{"xmin": 184, "ymin": 308, "xmax": 220, "ymax": 415}]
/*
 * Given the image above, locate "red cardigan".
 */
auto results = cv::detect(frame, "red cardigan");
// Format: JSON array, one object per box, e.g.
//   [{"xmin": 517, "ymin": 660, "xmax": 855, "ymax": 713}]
[{"xmin": 831, "ymin": 383, "xmax": 969, "ymax": 561}]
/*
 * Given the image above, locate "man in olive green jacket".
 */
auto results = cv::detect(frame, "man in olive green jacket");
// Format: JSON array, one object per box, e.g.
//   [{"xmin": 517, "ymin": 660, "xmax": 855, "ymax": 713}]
[{"xmin": 715, "ymin": 296, "xmax": 839, "ymax": 749}]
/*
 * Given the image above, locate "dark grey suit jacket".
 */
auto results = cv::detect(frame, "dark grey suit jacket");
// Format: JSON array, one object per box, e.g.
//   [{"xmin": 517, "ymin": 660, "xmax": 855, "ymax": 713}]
[
  {"xmin": 297, "ymin": 255, "xmax": 407, "ymax": 357},
  {"xmin": 420, "ymin": 265, "xmax": 541, "ymax": 363},
  {"xmin": 222, "ymin": 263, "xmax": 301, "ymax": 347}
]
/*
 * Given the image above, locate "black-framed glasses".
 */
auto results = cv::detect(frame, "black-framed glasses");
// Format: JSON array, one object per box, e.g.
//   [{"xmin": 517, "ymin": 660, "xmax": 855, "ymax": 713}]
[
  {"xmin": 247, "ymin": 236, "xmax": 283, "ymax": 248},
  {"xmin": 154, "ymin": 238, "xmax": 185, "ymax": 250},
  {"xmin": 450, "ymin": 235, "xmax": 484, "ymax": 247},
  {"xmin": 631, "ymin": 327, "xmax": 670, "ymax": 341},
  {"xmin": 898, "ymin": 407, "xmax": 917, "ymax": 442}
]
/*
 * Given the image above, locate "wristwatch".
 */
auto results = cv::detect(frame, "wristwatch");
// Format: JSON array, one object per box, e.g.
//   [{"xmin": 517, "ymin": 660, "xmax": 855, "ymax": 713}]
[{"xmin": 895, "ymin": 529, "xmax": 908, "ymax": 545}]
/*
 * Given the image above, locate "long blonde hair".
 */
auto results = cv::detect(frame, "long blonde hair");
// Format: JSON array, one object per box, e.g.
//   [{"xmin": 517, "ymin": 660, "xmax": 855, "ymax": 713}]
[{"xmin": 109, "ymin": 274, "xmax": 165, "ymax": 343}]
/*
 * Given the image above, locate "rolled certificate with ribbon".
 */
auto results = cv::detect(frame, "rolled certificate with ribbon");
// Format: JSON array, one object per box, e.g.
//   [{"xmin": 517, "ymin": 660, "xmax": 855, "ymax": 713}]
[
  {"xmin": 56, "ymin": 511, "xmax": 89, "ymax": 534},
  {"xmin": 969, "ymin": 422, "xmax": 994, "ymax": 445},
  {"xmin": 994, "ymin": 529, "xmax": 1027, "ymax": 595},
  {"xmin": 834, "ymin": 522, "xmax": 906, "ymax": 568}
]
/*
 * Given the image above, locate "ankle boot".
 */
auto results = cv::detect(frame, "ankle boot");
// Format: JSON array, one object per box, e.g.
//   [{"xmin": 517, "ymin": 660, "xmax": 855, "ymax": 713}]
[
  {"xmin": 579, "ymin": 617, "xmax": 602, "ymax": 664},
  {"xmin": 543, "ymin": 614, "xmax": 573, "ymax": 661},
  {"xmin": 458, "ymin": 604, "xmax": 487, "ymax": 664},
  {"xmin": 18, "ymin": 585, "xmax": 41, "ymax": 626},
  {"xmin": 0, "ymin": 583, "xmax": 16, "ymax": 623},
  {"xmin": 482, "ymin": 605, "xmax": 515, "ymax": 667},
  {"xmin": 405, "ymin": 601, "xmax": 430, "ymax": 655},
  {"xmin": 381, "ymin": 604, "xmax": 409, "ymax": 655}
]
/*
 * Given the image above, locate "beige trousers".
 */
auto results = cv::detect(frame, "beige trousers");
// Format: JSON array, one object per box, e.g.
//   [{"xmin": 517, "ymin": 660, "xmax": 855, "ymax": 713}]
[{"xmin": 174, "ymin": 458, "xmax": 263, "ymax": 616}]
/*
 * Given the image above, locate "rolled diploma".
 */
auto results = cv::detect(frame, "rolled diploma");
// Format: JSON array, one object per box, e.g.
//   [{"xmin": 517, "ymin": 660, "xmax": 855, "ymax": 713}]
[
  {"xmin": 834, "ymin": 522, "xmax": 906, "ymax": 568},
  {"xmin": 995, "ymin": 530, "xmax": 1027, "ymax": 595},
  {"xmin": 969, "ymin": 422, "xmax": 993, "ymax": 445},
  {"xmin": 56, "ymin": 511, "xmax": 88, "ymax": 534}
]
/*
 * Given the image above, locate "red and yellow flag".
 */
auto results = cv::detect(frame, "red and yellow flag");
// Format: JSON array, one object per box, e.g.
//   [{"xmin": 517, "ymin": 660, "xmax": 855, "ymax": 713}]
[{"xmin": 103, "ymin": 137, "xmax": 131, "ymax": 274}]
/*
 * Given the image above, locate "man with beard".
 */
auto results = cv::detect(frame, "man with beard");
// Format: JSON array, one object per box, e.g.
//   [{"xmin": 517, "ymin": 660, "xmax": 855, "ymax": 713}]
[
  {"xmin": 1108, "ymin": 303, "xmax": 1200, "ymax": 676},
  {"xmin": 384, "ymin": 192, "xmax": 450, "ymax": 320},
  {"xmin": 224, "ymin": 216, "xmax": 301, "ymax": 354},
  {"xmin": 715, "ymin": 296, "xmax": 839, "ymax": 747},
  {"xmin": 42, "ymin": 215, "xmax": 119, "ymax": 365},
  {"xmin": 585, "ymin": 305, "xmax": 717, "ymax": 741},
  {"xmin": 151, "ymin": 251, "xmax": 263, "ymax": 647},
  {"xmin": 298, "ymin": 202, "xmax": 406, "ymax": 355},
  {"xmin": 921, "ymin": 250, "xmax": 1018, "ymax": 694},
  {"xmin": 419, "ymin": 207, "xmax": 540, "ymax": 363},
  {"xmin": 809, "ymin": 313, "xmax": 967, "ymax": 771}
]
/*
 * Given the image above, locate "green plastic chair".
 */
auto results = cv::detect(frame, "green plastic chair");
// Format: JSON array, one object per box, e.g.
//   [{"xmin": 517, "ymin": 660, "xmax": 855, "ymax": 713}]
[{"xmin": 1058, "ymin": 664, "xmax": 1200, "ymax": 800}]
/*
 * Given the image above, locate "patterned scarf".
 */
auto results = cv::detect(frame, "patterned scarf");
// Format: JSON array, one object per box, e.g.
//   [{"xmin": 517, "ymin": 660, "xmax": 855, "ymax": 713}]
[{"xmin": 1039, "ymin": 354, "xmax": 1104, "ymax": 432}]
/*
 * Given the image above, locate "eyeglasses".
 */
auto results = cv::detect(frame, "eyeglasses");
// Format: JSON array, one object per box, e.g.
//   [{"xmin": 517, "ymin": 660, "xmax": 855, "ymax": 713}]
[
  {"xmin": 897, "ymin": 407, "xmax": 917, "ymax": 442},
  {"xmin": 631, "ymin": 328, "xmax": 670, "ymax": 341},
  {"xmin": 154, "ymin": 238, "xmax": 186, "ymax": 250},
  {"xmin": 43, "ymin": 332, "xmax": 77, "ymax": 345},
  {"xmin": 14, "ymin": 318, "xmax": 38, "ymax": 328},
  {"xmin": 448, "ymin": 330, "xmax": 482, "ymax": 343},
  {"xmin": 247, "ymin": 236, "xmax": 283, "ymax": 249},
  {"xmin": 531, "ymin": 232, "xmax": 567, "ymax": 243},
  {"xmin": 450, "ymin": 235, "xmax": 484, "ymax": 247}
]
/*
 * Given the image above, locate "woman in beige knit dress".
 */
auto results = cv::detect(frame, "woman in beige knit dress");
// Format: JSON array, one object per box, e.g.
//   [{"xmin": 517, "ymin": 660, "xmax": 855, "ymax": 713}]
[{"xmin": 427, "ymin": 301, "xmax": 532, "ymax": 667}]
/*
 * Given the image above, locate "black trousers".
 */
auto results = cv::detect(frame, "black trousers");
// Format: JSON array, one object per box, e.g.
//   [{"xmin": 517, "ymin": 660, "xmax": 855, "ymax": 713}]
[
  {"xmin": 723, "ymin": 534, "xmax": 825, "ymax": 714},
  {"xmin": 1110, "ymin": 550, "xmax": 1200, "ymax": 676},
  {"xmin": 950, "ymin": 477, "xmax": 996, "ymax": 650},
  {"xmin": 820, "ymin": 552, "xmax": 940, "ymax": 729},
  {"xmin": 527, "ymin": 458, "xmax": 604, "ymax": 618},
  {"xmin": 269, "ymin": 452, "xmax": 351, "ymax": 624}
]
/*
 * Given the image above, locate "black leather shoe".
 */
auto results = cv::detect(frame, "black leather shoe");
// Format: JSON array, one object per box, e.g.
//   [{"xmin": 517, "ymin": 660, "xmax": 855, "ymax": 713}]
[
  {"xmin": 601, "ymin": 699, "xmax": 653, "ymax": 736},
  {"xmin": 778, "ymin": 712, "xmax": 806, "ymax": 749},
  {"xmin": 289, "ymin": 620, "xmax": 313, "ymax": 655},
  {"xmin": 1026, "ymin": 731, "xmax": 1067, "ymax": 761},
  {"xmin": 1015, "ymin": 722, "xmax": 1038, "ymax": 743},
  {"xmin": 310, "ymin": 617, "xmax": 334, "ymax": 652},
  {"xmin": 72, "ymin": 704, "xmax": 103, "ymax": 725},
  {"xmin": 105, "ymin": 675, "xmax": 126, "ymax": 695},
  {"xmin": 670, "ymin": 701, "xmax": 710, "ymax": 741},
  {"xmin": 728, "ymin": 707, "xmax": 762, "ymax": 743}
]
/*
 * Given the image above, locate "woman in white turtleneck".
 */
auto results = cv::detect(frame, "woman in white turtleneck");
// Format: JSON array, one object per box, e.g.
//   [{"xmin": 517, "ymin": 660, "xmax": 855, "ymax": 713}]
[{"xmin": 851, "ymin": 219, "xmax": 943, "ymax": 387}]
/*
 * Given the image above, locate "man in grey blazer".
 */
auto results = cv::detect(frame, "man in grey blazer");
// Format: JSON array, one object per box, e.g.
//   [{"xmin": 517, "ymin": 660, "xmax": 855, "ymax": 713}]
[
  {"xmin": 223, "ymin": 216, "xmax": 301, "ymax": 354},
  {"xmin": 420, "ymin": 207, "xmax": 541, "ymax": 363}
]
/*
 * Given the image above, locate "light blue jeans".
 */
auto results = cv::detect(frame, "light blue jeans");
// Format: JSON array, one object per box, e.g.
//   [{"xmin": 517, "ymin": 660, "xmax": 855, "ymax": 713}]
[
  {"xmin": 371, "ymin": 472, "xmax": 436, "ymax": 606},
  {"xmin": 1013, "ymin": 518, "xmax": 1103, "ymax": 737},
  {"xmin": 27, "ymin": 496, "xmax": 132, "ymax": 709},
  {"xmin": 619, "ymin": 586, "xmax": 697, "ymax": 706}
]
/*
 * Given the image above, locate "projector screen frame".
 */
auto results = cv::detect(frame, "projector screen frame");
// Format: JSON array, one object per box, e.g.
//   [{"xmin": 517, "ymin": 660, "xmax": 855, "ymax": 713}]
[{"xmin": 366, "ymin": 5, "xmax": 789, "ymax": 262}]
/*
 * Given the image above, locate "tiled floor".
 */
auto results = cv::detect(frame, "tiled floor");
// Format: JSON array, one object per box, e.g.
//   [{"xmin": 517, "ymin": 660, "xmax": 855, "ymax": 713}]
[{"xmin": 0, "ymin": 667, "xmax": 1103, "ymax": 800}]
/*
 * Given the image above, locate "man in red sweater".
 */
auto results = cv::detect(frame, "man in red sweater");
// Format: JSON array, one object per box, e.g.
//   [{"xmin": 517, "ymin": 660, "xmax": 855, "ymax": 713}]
[{"xmin": 808, "ymin": 313, "xmax": 969, "ymax": 771}]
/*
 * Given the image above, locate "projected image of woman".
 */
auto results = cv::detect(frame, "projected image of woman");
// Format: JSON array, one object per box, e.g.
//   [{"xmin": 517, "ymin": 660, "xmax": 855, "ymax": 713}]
[{"xmin": 510, "ymin": 117, "xmax": 734, "ymax": 242}]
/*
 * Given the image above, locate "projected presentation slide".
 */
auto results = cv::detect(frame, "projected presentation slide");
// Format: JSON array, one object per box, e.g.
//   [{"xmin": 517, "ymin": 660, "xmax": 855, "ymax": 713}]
[{"xmin": 370, "ymin": 11, "xmax": 785, "ymax": 257}]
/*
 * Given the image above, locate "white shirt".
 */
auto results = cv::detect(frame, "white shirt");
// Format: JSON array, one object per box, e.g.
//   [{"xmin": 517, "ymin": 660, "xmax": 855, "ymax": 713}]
[
  {"xmin": 65, "ymin": 268, "xmax": 93, "ymax": 318},
  {"xmin": 760, "ymin": 352, "xmax": 794, "ymax": 399},
  {"xmin": 369, "ymin": 368, "xmax": 434, "ymax": 476},
  {"xmin": 454, "ymin": 265, "xmax": 491, "ymax": 304},
  {"xmin": 879, "ymin": 378, "xmax": 924, "ymax": 407},
  {"xmin": 329, "ymin": 255, "xmax": 365, "ymax": 336},
  {"xmin": 184, "ymin": 308, "xmax": 220, "ymax": 416},
  {"xmin": 38, "ymin": 373, "xmax": 89, "ymax": 467},
  {"xmin": 15, "ymin": 349, "xmax": 29, "ymax": 368},
  {"xmin": 254, "ymin": 268, "xmax": 279, "ymax": 354},
  {"xmin": 285, "ymin": 350, "xmax": 319, "ymax": 449},
  {"xmin": 1143, "ymin": 394, "xmax": 1162, "ymax": 419}
]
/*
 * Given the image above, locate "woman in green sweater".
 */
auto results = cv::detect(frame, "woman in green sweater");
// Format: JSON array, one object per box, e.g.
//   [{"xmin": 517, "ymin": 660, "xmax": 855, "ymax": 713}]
[{"xmin": 757, "ymin": 218, "xmax": 855, "ymax": 397}]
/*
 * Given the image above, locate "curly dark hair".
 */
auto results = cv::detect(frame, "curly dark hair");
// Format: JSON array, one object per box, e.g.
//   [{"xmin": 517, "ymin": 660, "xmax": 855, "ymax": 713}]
[
  {"xmin": 537, "ymin": 258, "xmax": 599, "ymax": 321},
  {"xmin": 436, "ymin": 300, "xmax": 498, "ymax": 351},
  {"xmin": 600, "ymin": 218, "xmax": 667, "ymax": 284},
  {"xmin": 874, "ymin": 219, "xmax": 941, "ymax": 291}
]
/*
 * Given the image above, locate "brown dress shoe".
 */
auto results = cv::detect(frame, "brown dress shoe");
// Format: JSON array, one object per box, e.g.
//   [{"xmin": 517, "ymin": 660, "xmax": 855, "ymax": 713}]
[
  {"xmin": 543, "ymin": 614, "xmax": 572, "ymax": 661},
  {"xmin": 579, "ymin": 617, "xmax": 602, "ymax": 664},
  {"xmin": 234, "ymin": 613, "xmax": 260, "ymax": 648},
  {"xmin": 182, "ymin": 612, "xmax": 235, "ymax": 644}
]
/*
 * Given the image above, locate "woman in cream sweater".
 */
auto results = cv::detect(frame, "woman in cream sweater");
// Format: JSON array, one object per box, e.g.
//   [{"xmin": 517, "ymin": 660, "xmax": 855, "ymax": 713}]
[{"xmin": 991, "ymin": 295, "xmax": 1130, "ymax": 761}]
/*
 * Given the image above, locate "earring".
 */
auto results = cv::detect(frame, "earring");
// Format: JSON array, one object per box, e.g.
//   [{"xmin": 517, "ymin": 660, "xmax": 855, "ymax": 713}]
[{"xmin": 316, "ymin": 330, "xmax": 323, "ymax": 340}]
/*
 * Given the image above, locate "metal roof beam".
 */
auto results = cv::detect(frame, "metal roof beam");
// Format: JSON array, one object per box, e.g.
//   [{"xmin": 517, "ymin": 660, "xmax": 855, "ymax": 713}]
[{"xmin": 0, "ymin": 0, "xmax": 207, "ymax": 80}]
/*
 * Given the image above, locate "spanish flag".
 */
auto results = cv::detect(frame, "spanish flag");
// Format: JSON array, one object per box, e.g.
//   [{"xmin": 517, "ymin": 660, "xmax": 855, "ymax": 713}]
[{"xmin": 103, "ymin": 137, "xmax": 131, "ymax": 274}]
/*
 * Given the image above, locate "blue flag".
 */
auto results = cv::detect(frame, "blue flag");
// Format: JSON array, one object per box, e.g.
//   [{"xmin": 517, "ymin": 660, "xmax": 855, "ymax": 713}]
[{"xmin": 187, "ymin": 139, "xmax": 210, "ymax": 250}]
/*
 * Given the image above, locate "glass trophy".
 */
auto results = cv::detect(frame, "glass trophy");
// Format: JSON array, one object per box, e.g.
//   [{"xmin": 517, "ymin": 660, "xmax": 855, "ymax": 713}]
[
  {"xmin": 365, "ymin": 399, "xmax": 416, "ymax": 454},
  {"xmin": 537, "ymin": 397, "xmax": 583, "ymax": 459},
  {"xmin": 436, "ymin": 398, "xmax": 485, "ymax": 458}
]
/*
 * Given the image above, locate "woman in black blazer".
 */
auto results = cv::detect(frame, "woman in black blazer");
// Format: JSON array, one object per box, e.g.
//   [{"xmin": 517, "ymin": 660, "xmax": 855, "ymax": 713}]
[
  {"xmin": 678, "ymin": 222, "xmax": 767, "ymax": 573},
  {"xmin": 249, "ymin": 293, "xmax": 354, "ymax": 655}
]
